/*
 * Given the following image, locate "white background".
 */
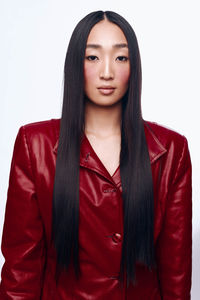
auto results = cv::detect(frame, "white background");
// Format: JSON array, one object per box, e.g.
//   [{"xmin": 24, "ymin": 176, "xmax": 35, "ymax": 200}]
[{"xmin": 0, "ymin": 0, "xmax": 199, "ymax": 298}]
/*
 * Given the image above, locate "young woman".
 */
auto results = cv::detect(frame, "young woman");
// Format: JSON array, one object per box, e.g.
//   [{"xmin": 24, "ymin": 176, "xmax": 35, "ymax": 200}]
[{"xmin": 0, "ymin": 10, "xmax": 192, "ymax": 300}]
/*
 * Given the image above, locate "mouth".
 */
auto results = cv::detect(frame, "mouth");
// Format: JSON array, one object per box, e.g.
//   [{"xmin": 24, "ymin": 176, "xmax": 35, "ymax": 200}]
[{"xmin": 97, "ymin": 86, "xmax": 116, "ymax": 95}]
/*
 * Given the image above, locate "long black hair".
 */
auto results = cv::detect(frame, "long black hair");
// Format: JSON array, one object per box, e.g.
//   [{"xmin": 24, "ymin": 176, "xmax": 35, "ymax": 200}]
[{"xmin": 51, "ymin": 10, "xmax": 155, "ymax": 288}]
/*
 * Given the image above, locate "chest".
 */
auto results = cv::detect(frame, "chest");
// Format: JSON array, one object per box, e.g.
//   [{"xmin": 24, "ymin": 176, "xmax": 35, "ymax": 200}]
[{"xmin": 85, "ymin": 133, "xmax": 121, "ymax": 177}]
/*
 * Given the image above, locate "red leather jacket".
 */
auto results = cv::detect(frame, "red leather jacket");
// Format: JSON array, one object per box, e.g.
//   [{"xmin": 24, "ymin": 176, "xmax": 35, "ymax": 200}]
[{"xmin": 0, "ymin": 118, "xmax": 192, "ymax": 299}]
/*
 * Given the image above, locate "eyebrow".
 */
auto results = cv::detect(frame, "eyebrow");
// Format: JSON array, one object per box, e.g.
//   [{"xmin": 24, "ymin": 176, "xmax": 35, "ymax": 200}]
[{"xmin": 86, "ymin": 43, "xmax": 128, "ymax": 49}]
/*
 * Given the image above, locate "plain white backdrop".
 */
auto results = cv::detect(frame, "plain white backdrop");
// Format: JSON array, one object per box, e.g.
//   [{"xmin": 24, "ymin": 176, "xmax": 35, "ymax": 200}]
[{"xmin": 0, "ymin": 0, "xmax": 199, "ymax": 298}]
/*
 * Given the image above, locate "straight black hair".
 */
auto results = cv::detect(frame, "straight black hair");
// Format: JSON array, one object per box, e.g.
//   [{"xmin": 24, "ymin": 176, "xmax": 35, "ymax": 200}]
[{"xmin": 51, "ymin": 10, "xmax": 155, "ymax": 288}]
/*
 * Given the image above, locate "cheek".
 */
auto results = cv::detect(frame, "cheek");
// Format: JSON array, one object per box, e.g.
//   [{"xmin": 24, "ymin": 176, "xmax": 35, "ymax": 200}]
[
  {"xmin": 118, "ymin": 68, "xmax": 130, "ymax": 86},
  {"xmin": 84, "ymin": 65, "xmax": 96, "ymax": 84}
]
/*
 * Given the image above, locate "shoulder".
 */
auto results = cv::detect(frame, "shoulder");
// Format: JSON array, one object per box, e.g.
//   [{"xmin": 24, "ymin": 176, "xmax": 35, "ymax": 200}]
[
  {"xmin": 22, "ymin": 118, "xmax": 60, "ymax": 136},
  {"xmin": 16, "ymin": 118, "xmax": 61, "ymax": 154},
  {"xmin": 143, "ymin": 120, "xmax": 190, "ymax": 165},
  {"xmin": 144, "ymin": 119, "xmax": 188, "ymax": 148},
  {"xmin": 20, "ymin": 118, "xmax": 60, "ymax": 141}
]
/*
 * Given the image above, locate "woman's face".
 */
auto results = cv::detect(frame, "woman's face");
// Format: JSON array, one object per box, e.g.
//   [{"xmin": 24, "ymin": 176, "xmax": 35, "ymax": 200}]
[{"xmin": 84, "ymin": 19, "xmax": 130, "ymax": 107}]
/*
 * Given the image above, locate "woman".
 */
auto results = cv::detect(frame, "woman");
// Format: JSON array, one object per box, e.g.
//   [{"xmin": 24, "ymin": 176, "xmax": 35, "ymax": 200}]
[{"xmin": 0, "ymin": 10, "xmax": 192, "ymax": 299}]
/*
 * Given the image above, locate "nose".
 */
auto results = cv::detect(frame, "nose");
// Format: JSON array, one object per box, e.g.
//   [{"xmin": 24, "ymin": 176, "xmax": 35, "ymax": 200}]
[{"xmin": 99, "ymin": 58, "xmax": 114, "ymax": 80}]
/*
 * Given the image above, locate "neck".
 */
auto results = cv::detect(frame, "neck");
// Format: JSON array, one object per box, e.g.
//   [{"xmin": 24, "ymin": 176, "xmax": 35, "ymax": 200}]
[{"xmin": 84, "ymin": 99, "xmax": 122, "ymax": 138}]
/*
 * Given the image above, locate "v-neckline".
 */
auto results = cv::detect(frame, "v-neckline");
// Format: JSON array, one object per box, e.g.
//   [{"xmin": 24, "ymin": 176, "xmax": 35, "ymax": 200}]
[{"xmin": 83, "ymin": 133, "xmax": 120, "ymax": 178}]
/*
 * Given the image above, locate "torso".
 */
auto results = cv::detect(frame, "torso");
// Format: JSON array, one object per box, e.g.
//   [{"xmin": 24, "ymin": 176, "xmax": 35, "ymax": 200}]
[{"xmin": 85, "ymin": 132, "xmax": 121, "ymax": 177}]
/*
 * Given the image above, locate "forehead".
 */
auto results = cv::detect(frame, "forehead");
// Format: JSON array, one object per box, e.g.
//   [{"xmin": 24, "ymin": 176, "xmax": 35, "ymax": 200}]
[{"xmin": 86, "ymin": 20, "xmax": 128, "ymax": 45}]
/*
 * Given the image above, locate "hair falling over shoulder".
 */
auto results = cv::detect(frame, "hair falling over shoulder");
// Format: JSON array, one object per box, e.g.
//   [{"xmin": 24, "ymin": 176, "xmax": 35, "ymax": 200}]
[{"xmin": 51, "ymin": 10, "xmax": 155, "ymax": 288}]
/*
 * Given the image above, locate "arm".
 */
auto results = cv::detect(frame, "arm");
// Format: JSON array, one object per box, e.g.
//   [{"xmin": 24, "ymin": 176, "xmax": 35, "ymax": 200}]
[
  {"xmin": 0, "ymin": 126, "xmax": 46, "ymax": 299},
  {"xmin": 156, "ymin": 136, "xmax": 192, "ymax": 299}
]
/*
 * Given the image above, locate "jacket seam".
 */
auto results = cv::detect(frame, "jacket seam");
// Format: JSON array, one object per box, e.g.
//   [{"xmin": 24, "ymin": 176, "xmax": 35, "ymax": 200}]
[
  {"xmin": 21, "ymin": 126, "xmax": 35, "ymax": 181},
  {"xmin": 21, "ymin": 125, "xmax": 39, "ymax": 197},
  {"xmin": 21, "ymin": 125, "xmax": 47, "ymax": 297},
  {"xmin": 171, "ymin": 135, "xmax": 186, "ymax": 186},
  {"xmin": 162, "ymin": 136, "xmax": 187, "ymax": 223}
]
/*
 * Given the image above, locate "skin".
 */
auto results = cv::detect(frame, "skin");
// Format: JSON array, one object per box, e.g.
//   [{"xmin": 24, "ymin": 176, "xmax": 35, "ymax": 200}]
[{"xmin": 83, "ymin": 18, "xmax": 131, "ymax": 176}]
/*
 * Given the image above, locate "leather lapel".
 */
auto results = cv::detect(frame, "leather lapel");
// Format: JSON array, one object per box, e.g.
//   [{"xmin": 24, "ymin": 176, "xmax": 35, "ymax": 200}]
[
  {"xmin": 144, "ymin": 120, "xmax": 167, "ymax": 163},
  {"xmin": 52, "ymin": 119, "xmax": 167, "ymax": 185}
]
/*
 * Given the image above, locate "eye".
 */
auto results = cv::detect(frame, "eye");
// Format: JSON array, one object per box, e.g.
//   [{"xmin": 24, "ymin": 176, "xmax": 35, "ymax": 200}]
[
  {"xmin": 85, "ymin": 55, "xmax": 98, "ymax": 61},
  {"xmin": 117, "ymin": 56, "xmax": 129, "ymax": 62}
]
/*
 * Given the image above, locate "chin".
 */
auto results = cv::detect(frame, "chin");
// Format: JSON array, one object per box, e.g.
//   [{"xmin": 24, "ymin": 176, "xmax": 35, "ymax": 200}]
[
  {"xmin": 97, "ymin": 99, "xmax": 122, "ymax": 107},
  {"xmin": 85, "ymin": 94, "xmax": 123, "ymax": 107}
]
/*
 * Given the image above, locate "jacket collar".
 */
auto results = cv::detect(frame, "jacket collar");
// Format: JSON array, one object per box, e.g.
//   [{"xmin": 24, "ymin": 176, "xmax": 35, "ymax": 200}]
[
  {"xmin": 52, "ymin": 120, "xmax": 167, "ymax": 186},
  {"xmin": 143, "ymin": 120, "xmax": 167, "ymax": 164}
]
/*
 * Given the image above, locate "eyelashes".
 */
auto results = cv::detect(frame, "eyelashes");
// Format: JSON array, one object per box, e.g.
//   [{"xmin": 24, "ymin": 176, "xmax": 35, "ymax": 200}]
[{"xmin": 85, "ymin": 55, "xmax": 129, "ymax": 62}]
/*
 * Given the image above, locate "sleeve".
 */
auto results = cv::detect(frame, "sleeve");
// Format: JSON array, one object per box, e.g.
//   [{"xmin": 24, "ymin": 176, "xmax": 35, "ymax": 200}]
[
  {"xmin": 0, "ymin": 126, "xmax": 46, "ymax": 299},
  {"xmin": 156, "ymin": 136, "xmax": 192, "ymax": 300}
]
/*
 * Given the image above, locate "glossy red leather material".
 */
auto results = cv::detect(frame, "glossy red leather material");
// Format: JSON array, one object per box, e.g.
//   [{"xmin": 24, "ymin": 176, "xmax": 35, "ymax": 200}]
[{"xmin": 0, "ymin": 118, "xmax": 192, "ymax": 299}]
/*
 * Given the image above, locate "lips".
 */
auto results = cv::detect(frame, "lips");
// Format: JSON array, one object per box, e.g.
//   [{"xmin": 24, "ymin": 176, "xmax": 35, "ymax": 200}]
[
  {"xmin": 98, "ymin": 86, "xmax": 116, "ymax": 95},
  {"xmin": 98, "ymin": 85, "xmax": 115, "ymax": 89}
]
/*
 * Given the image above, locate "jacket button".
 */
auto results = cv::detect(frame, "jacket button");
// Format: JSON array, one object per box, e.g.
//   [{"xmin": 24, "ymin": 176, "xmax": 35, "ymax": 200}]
[
  {"xmin": 84, "ymin": 152, "xmax": 90, "ymax": 161},
  {"xmin": 112, "ymin": 233, "xmax": 122, "ymax": 243}
]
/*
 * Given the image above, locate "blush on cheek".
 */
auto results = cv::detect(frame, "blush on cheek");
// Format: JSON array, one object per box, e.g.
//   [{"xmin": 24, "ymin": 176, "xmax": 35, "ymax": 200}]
[
  {"xmin": 118, "ymin": 69, "xmax": 130, "ymax": 84},
  {"xmin": 84, "ymin": 65, "xmax": 96, "ymax": 82}
]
